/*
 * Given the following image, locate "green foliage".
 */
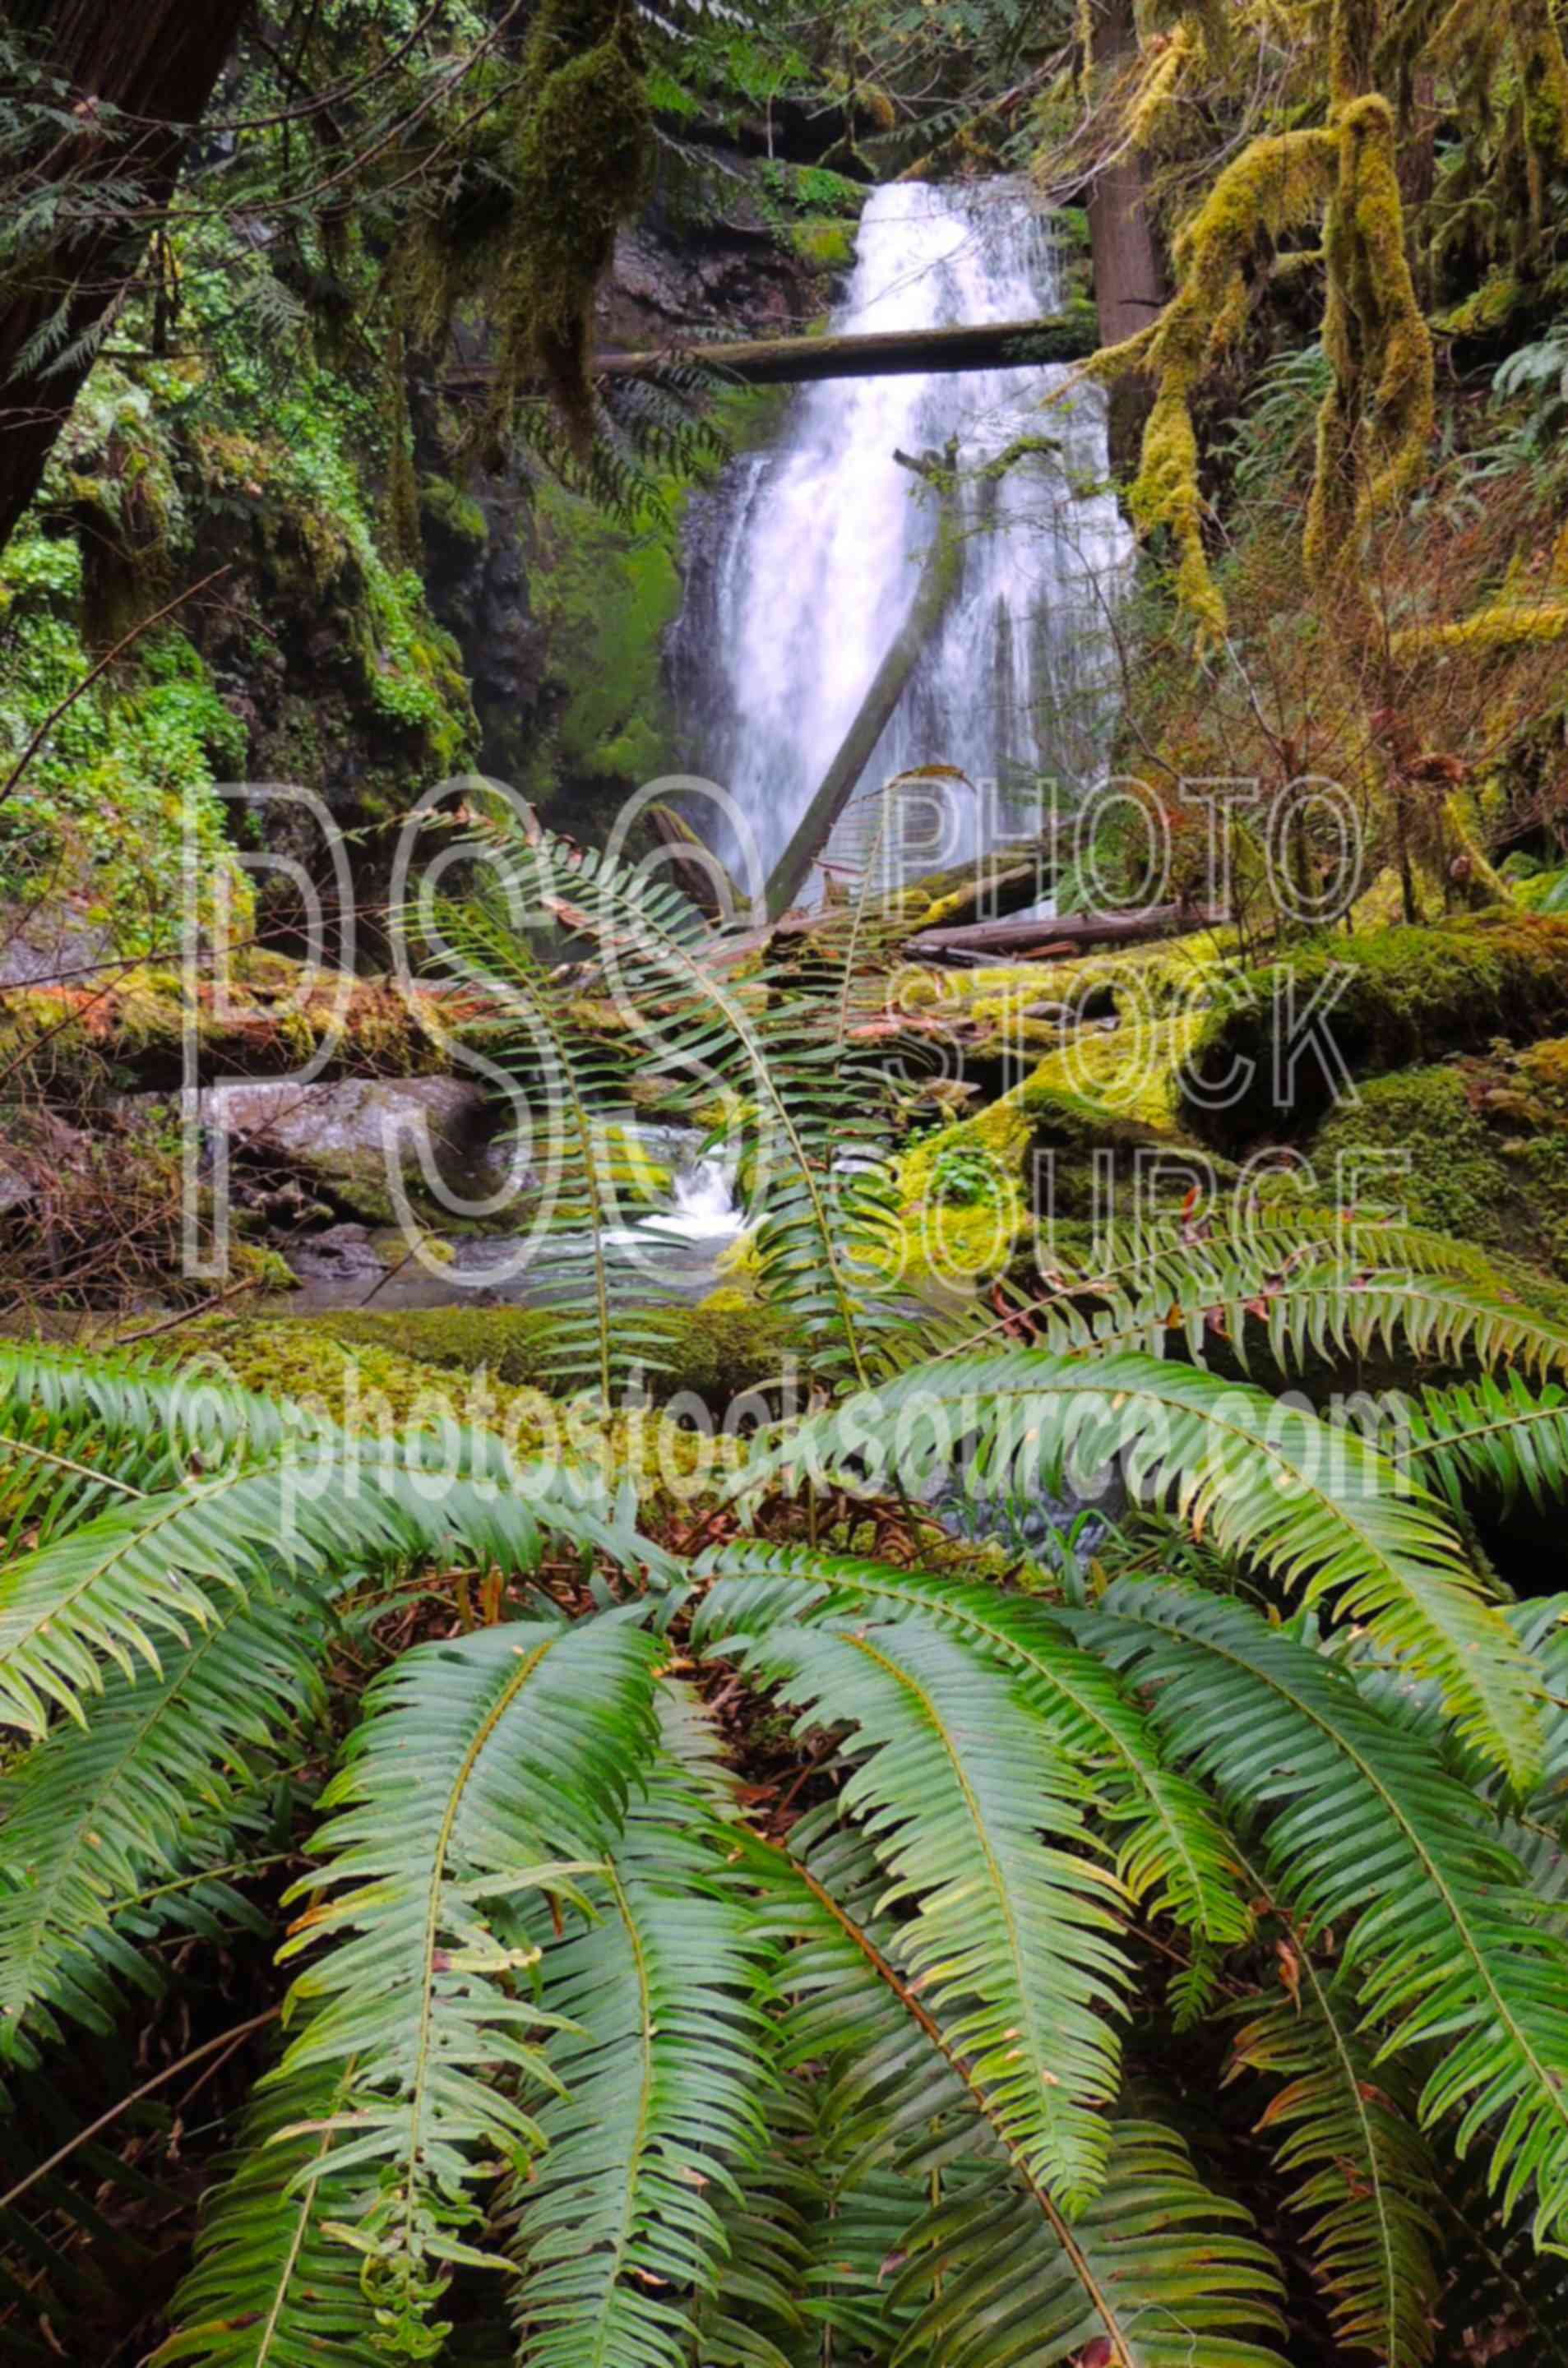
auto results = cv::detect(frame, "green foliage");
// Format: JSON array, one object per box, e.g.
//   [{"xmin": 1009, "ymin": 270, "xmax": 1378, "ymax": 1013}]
[{"xmin": 9, "ymin": 1171, "xmax": 1568, "ymax": 2359}]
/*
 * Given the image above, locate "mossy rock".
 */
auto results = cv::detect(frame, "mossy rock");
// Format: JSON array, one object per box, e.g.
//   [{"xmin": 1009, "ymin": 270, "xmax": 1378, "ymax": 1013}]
[
  {"xmin": 164, "ymin": 1310, "xmax": 741, "ymax": 1508},
  {"xmin": 1179, "ymin": 913, "xmax": 1568, "ymax": 1150},
  {"xmin": 1307, "ymin": 1054, "xmax": 1568, "ymax": 1282},
  {"xmin": 419, "ymin": 474, "xmax": 489, "ymax": 557},
  {"xmin": 530, "ymin": 476, "xmax": 684, "ymax": 784}
]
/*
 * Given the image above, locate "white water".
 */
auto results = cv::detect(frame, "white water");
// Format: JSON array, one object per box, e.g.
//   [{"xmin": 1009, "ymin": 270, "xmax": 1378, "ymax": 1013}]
[
  {"xmin": 640, "ymin": 1138, "xmax": 742, "ymax": 1245},
  {"xmin": 672, "ymin": 178, "xmax": 1134, "ymax": 894}
]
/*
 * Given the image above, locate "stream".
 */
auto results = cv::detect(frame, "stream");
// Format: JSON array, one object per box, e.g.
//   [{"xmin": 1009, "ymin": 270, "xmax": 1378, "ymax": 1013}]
[{"xmin": 279, "ymin": 1125, "xmax": 746, "ymax": 1314}]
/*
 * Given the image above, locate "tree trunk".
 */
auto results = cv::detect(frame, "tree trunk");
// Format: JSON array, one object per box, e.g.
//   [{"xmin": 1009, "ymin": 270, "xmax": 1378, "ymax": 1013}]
[
  {"xmin": 444, "ymin": 313, "xmax": 1099, "ymax": 397},
  {"xmin": 1084, "ymin": 0, "xmax": 1168, "ymax": 469},
  {"xmin": 908, "ymin": 903, "xmax": 1224, "ymax": 961},
  {"xmin": 763, "ymin": 526, "xmax": 962, "ymax": 921},
  {"xmin": 0, "ymin": 2, "xmax": 249, "ymax": 553}
]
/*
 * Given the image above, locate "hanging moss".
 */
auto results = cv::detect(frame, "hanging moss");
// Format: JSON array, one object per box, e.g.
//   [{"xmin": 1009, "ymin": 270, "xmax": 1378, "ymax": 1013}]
[
  {"xmin": 1304, "ymin": 95, "xmax": 1435, "ymax": 591},
  {"xmin": 497, "ymin": 2, "xmax": 651, "ymax": 454},
  {"xmin": 1089, "ymin": 127, "xmax": 1336, "ymax": 647}
]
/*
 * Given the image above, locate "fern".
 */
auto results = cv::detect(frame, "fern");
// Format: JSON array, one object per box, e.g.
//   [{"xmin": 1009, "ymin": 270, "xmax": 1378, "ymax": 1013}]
[
  {"xmin": 264, "ymin": 1613, "xmax": 664, "ymax": 2352},
  {"xmin": 501, "ymin": 1685, "xmax": 770, "ymax": 2367},
  {"xmin": 696, "ymin": 1539, "xmax": 1250, "ymax": 1945},
  {"xmin": 1065, "ymin": 1582, "xmax": 1568, "ymax": 2245},
  {"xmin": 0, "ymin": 1584, "xmax": 328, "ymax": 2068},
  {"xmin": 740, "ymin": 1345, "xmax": 1541, "ymax": 1783}
]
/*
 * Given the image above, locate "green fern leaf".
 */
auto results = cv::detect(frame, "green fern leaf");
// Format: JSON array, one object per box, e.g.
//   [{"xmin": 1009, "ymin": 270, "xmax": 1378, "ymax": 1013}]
[
  {"xmin": 1225, "ymin": 1884, "xmax": 1442, "ymax": 2368},
  {"xmin": 887, "ymin": 2121, "xmax": 1288, "ymax": 2368},
  {"xmin": 696, "ymin": 1540, "xmax": 1250, "ymax": 1945},
  {"xmin": 0, "ymin": 1585, "xmax": 328, "ymax": 2068},
  {"xmin": 266, "ymin": 1612, "xmax": 664, "ymax": 2354},
  {"xmin": 741, "ymin": 1346, "xmax": 1541, "ymax": 1784},
  {"xmin": 1067, "ymin": 1582, "xmax": 1568, "ymax": 2245},
  {"xmin": 502, "ymin": 1681, "xmax": 772, "ymax": 2366},
  {"xmin": 715, "ymin": 1610, "xmax": 1130, "ymax": 2208},
  {"xmin": 151, "ymin": 2054, "xmax": 382, "ymax": 2367}
]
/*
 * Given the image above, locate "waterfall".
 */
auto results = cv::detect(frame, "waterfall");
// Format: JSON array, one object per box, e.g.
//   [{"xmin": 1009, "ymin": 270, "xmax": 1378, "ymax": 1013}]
[{"xmin": 670, "ymin": 178, "xmax": 1134, "ymax": 896}]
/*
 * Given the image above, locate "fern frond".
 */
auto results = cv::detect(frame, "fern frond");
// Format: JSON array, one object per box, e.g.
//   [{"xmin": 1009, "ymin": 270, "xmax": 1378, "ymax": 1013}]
[
  {"xmin": 740, "ymin": 1346, "xmax": 1540, "ymax": 1783},
  {"xmin": 696, "ymin": 1540, "xmax": 1250, "ymax": 1945},
  {"xmin": 461, "ymin": 816, "xmax": 909, "ymax": 1390},
  {"xmin": 887, "ymin": 2123, "xmax": 1288, "ymax": 2368},
  {"xmin": 152, "ymin": 2055, "xmax": 382, "ymax": 2367},
  {"xmin": 749, "ymin": 1832, "xmax": 1284, "ymax": 2368},
  {"xmin": 265, "ymin": 1612, "xmax": 663, "ymax": 2352},
  {"xmin": 713, "ymin": 1608, "xmax": 1130, "ymax": 2208},
  {"xmin": 0, "ymin": 1587, "xmax": 328, "ymax": 2068},
  {"xmin": 1066, "ymin": 1583, "xmax": 1568, "ymax": 2245},
  {"xmin": 502, "ymin": 1681, "xmax": 771, "ymax": 2367},
  {"xmin": 431, "ymin": 899, "xmax": 689, "ymax": 1404},
  {"xmin": 0, "ymin": 1368, "xmax": 655, "ymax": 1739},
  {"xmin": 1224, "ymin": 1837, "xmax": 1443, "ymax": 2368},
  {"xmin": 1385, "ymin": 1371, "xmax": 1568, "ymax": 1510},
  {"xmin": 1035, "ymin": 1238, "xmax": 1568, "ymax": 1384}
]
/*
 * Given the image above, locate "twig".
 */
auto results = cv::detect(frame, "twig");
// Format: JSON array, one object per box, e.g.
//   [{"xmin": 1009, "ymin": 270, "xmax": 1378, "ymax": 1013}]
[
  {"xmin": 117, "ymin": 1274, "xmax": 263, "ymax": 1345},
  {"xmin": 0, "ymin": 2007, "xmax": 280, "ymax": 2213}
]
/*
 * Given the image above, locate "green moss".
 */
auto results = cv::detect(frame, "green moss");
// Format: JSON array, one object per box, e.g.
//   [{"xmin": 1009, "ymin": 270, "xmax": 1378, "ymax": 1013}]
[
  {"xmin": 419, "ymin": 474, "xmax": 489, "ymax": 553},
  {"xmin": 788, "ymin": 220, "xmax": 856, "ymax": 270},
  {"xmin": 530, "ymin": 477, "xmax": 684, "ymax": 782},
  {"xmin": 178, "ymin": 1288, "xmax": 802, "ymax": 1432},
  {"xmin": 1023, "ymin": 1011, "xmax": 1203, "ymax": 1134},
  {"xmin": 1, "ymin": 958, "xmax": 453, "ymax": 1095},
  {"xmin": 1312, "ymin": 1070, "xmax": 1524, "ymax": 1250},
  {"xmin": 1181, "ymin": 913, "xmax": 1568, "ymax": 1148}
]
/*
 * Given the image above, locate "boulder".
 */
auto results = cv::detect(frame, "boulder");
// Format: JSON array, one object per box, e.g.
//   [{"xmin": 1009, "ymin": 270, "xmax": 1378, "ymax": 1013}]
[
  {"xmin": 1179, "ymin": 913, "xmax": 1568, "ymax": 1150},
  {"xmin": 200, "ymin": 1076, "xmax": 513, "ymax": 1228}
]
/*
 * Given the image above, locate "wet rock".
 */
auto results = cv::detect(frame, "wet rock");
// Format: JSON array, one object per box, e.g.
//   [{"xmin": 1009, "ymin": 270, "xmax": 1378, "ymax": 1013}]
[
  {"xmin": 286, "ymin": 1222, "xmax": 387, "ymax": 1278},
  {"xmin": 200, "ymin": 1076, "xmax": 509, "ymax": 1228}
]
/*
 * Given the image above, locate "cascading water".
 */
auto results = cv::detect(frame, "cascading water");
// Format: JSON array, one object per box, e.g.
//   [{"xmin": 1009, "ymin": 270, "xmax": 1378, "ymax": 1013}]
[{"xmin": 670, "ymin": 178, "xmax": 1135, "ymax": 894}]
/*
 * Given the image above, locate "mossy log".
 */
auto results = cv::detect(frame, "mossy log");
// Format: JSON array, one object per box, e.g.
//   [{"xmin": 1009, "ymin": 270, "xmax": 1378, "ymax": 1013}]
[
  {"xmin": 1179, "ymin": 913, "xmax": 1568, "ymax": 1150},
  {"xmin": 910, "ymin": 904, "xmax": 1224, "ymax": 961},
  {"xmin": 446, "ymin": 313, "xmax": 1099, "ymax": 396}
]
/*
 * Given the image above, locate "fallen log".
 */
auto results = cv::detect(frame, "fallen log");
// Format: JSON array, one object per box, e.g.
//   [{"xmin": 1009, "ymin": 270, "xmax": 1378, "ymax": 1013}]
[
  {"xmin": 908, "ymin": 904, "xmax": 1227, "ymax": 962},
  {"xmin": 444, "ymin": 312, "xmax": 1099, "ymax": 397},
  {"xmin": 763, "ymin": 530, "xmax": 964, "ymax": 921}
]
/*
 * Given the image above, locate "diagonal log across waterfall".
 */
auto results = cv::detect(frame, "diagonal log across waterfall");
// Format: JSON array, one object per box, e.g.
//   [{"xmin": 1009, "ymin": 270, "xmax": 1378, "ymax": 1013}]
[{"xmin": 444, "ymin": 312, "xmax": 1098, "ymax": 395}]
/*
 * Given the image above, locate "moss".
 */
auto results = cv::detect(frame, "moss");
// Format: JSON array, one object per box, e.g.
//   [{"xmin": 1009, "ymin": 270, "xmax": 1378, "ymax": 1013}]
[
  {"xmin": 1312, "ymin": 1069, "xmax": 1524, "ymax": 1250},
  {"xmin": 530, "ymin": 476, "xmax": 683, "ymax": 783},
  {"xmin": 419, "ymin": 474, "xmax": 489, "ymax": 554},
  {"xmin": 788, "ymin": 221, "xmax": 856, "ymax": 270},
  {"xmin": 1390, "ymin": 604, "xmax": 1568, "ymax": 659},
  {"xmin": 497, "ymin": 4, "xmax": 651, "ymax": 450},
  {"xmin": 188, "ymin": 1287, "xmax": 803, "ymax": 1418},
  {"xmin": 165, "ymin": 1311, "xmax": 728, "ymax": 1506},
  {"xmin": 1307, "ymin": 1058, "xmax": 1568, "ymax": 1280},
  {"xmin": 2, "ymin": 957, "xmax": 457, "ymax": 1096},
  {"xmin": 1092, "ymin": 126, "xmax": 1337, "ymax": 643},
  {"xmin": 1023, "ymin": 1010, "xmax": 1204, "ymax": 1133},
  {"xmin": 1180, "ymin": 913, "xmax": 1568, "ymax": 1149},
  {"xmin": 888, "ymin": 1094, "xmax": 1032, "ymax": 1290}
]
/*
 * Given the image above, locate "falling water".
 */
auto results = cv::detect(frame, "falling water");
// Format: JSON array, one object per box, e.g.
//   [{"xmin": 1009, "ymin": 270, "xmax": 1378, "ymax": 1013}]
[{"xmin": 669, "ymin": 178, "xmax": 1134, "ymax": 895}]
